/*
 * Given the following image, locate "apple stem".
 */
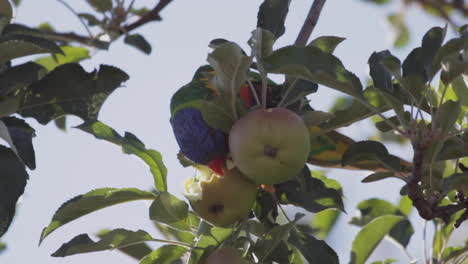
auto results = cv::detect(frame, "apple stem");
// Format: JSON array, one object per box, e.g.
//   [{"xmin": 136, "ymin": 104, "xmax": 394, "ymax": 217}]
[
  {"xmin": 247, "ymin": 79, "xmax": 261, "ymax": 106},
  {"xmin": 277, "ymin": 79, "xmax": 298, "ymax": 107}
]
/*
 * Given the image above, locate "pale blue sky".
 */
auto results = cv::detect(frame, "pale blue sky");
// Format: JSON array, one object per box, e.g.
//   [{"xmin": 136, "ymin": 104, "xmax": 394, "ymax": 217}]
[{"xmin": 1, "ymin": 0, "xmax": 466, "ymax": 263}]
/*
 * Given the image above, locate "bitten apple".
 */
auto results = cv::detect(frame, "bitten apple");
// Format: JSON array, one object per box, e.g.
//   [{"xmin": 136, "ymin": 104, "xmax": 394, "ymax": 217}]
[
  {"xmin": 184, "ymin": 167, "xmax": 257, "ymax": 227},
  {"xmin": 229, "ymin": 107, "xmax": 310, "ymax": 184}
]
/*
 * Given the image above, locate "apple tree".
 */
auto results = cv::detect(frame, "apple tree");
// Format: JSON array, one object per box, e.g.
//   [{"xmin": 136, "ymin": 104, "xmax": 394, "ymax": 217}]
[{"xmin": 0, "ymin": 0, "xmax": 467, "ymax": 263}]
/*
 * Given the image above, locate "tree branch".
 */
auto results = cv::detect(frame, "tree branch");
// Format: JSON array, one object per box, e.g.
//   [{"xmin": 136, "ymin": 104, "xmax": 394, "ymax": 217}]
[
  {"xmin": 408, "ymin": 143, "xmax": 468, "ymax": 226},
  {"xmin": 294, "ymin": 0, "xmax": 327, "ymax": 46},
  {"xmin": 49, "ymin": 0, "xmax": 173, "ymax": 49}
]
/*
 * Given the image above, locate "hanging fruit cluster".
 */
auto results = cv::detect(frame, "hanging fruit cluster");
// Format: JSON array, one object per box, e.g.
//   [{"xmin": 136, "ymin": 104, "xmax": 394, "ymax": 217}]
[{"xmin": 170, "ymin": 40, "xmax": 312, "ymax": 227}]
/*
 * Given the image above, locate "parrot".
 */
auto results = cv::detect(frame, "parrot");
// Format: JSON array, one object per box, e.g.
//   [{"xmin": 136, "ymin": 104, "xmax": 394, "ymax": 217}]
[{"xmin": 170, "ymin": 65, "xmax": 413, "ymax": 177}]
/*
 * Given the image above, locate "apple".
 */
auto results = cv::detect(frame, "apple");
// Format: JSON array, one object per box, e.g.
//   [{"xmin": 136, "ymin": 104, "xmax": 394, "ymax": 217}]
[
  {"xmin": 184, "ymin": 166, "xmax": 257, "ymax": 227},
  {"xmin": 204, "ymin": 247, "xmax": 251, "ymax": 264},
  {"xmin": 229, "ymin": 107, "xmax": 310, "ymax": 184}
]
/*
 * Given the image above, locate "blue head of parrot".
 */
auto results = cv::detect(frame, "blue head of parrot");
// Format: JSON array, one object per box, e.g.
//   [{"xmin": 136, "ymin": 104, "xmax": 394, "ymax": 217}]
[{"xmin": 171, "ymin": 107, "xmax": 227, "ymax": 164}]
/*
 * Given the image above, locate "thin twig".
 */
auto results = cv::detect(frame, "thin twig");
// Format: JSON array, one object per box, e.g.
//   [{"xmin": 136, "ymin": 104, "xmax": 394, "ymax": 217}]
[
  {"xmin": 50, "ymin": 0, "xmax": 173, "ymax": 49},
  {"xmin": 57, "ymin": 0, "xmax": 93, "ymax": 37},
  {"xmin": 294, "ymin": 0, "xmax": 327, "ymax": 46}
]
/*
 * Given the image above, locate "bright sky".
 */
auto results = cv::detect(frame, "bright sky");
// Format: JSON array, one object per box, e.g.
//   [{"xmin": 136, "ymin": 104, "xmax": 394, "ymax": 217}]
[{"xmin": 1, "ymin": 0, "xmax": 466, "ymax": 263}]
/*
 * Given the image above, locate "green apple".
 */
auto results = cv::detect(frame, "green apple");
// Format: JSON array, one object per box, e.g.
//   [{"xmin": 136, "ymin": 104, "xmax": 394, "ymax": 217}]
[
  {"xmin": 229, "ymin": 107, "xmax": 310, "ymax": 184},
  {"xmin": 184, "ymin": 166, "xmax": 257, "ymax": 227},
  {"xmin": 204, "ymin": 247, "xmax": 251, "ymax": 264}
]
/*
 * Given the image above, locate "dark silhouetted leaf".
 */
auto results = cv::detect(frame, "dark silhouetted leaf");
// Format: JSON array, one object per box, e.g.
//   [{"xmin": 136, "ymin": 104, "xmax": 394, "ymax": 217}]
[
  {"xmin": 257, "ymin": 0, "xmax": 290, "ymax": 38},
  {"xmin": 140, "ymin": 245, "xmax": 187, "ymax": 264},
  {"xmin": 52, "ymin": 229, "xmax": 185, "ymax": 257},
  {"xmin": 0, "ymin": 62, "xmax": 47, "ymax": 101},
  {"xmin": 436, "ymin": 100, "xmax": 461, "ymax": 136},
  {"xmin": 78, "ymin": 13, "xmax": 101, "ymax": 26},
  {"xmin": 0, "ymin": 116, "xmax": 36, "ymax": 169},
  {"xmin": 149, "ymin": 192, "xmax": 188, "ymax": 224},
  {"xmin": 275, "ymin": 167, "xmax": 344, "ymax": 212},
  {"xmin": 0, "ymin": 34, "xmax": 62, "ymax": 63},
  {"xmin": 288, "ymin": 229, "xmax": 339, "ymax": 264},
  {"xmin": 77, "ymin": 121, "xmax": 167, "ymax": 191},
  {"xmin": 96, "ymin": 229, "xmax": 152, "ymax": 260},
  {"xmin": 350, "ymin": 215, "xmax": 404, "ymax": 264},
  {"xmin": 263, "ymin": 45, "xmax": 363, "ymax": 98},
  {"xmin": 0, "ymin": 146, "xmax": 28, "ymax": 238},
  {"xmin": 40, "ymin": 188, "xmax": 156, "ymax": 243},
  {"xmin": 441, "ymin": 172, "xmax": 468, "ymax": 193},
  {"xmin": 35, "ymin": 46, "xmax": 90, "ymax": 71},
  {"xmin": 19, "ymin": 63, "xmax": 128, "ymax": 124},
  {"xmin": 362, "ymin": 172, "xmax": 399, "ymax": 183},
  {"xmin": 86, "ymin": 0, "xmax": 112, "ymax": 12},
  {"xmin": 342, "ymin": 141, "xmax": 402, "ymax": 171},
  {"xmin": 402, "ymin": 26, "xmax": 445, "ymax": 82},
  {"xmin": 124, "ymin": 34, "xmax": 152, "ymax": 54},
  {"xmin": 369, "ymin": 50, "xmax": 393, "ymax": 92}
]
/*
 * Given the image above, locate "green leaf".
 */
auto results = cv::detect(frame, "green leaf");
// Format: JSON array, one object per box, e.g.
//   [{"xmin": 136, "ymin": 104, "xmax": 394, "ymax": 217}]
[
  {"xmin": 350, "ymin": 215, "xmax": 405, "ymax": 264},
  {"xmin": 86, "ymin": 0, "xmax": 113, "ymax": 12},
  {"xmin": 0, "ymin": 146, "xmax": 28, "ymax": 238},
  {"xmin": 433, "ymin": 36, "xmax": 468, "ymax": 79},
  {"xmin": 436, "ymin": 133, "xmax": 468, "ymax": 160},
  {"xmin": 131, "ymin": 7, "xmax": 150, "ymax": 17},
  {"xmin": 0, "ymin": 116, "xmax": 36, "ymax": 169},
  {"xmin": 124, "ymin": 34, "xmax": 152, "ymax": 55},
  {"xmin": 369, "ymin": 50, "xmax": 394, "ymax": 92},
  {"xmin": 309, "ymin": 36, "xmax": 345, "ymax": 54},
  {"xmin": 371, "ymin": 259, "xmax": 398, "ymax": 264},
  {"xmin": 249, "ymin": 27, "xmax": 276, "ymax": 58},
  {"xmin": 78, "ymin": 13, "xmax": 101, "ymax": 26},
  {"xmin": 441, "ymin": 172, "xmax": 468, "ymax": 193},
  {"xmin": 301, "ymin": 110, "xmax": 335, "ymax": 126},
  {"xmin": 52, "ymin": 229, "xmax": 174, "ymax": 257},
  {"xmin": 0, "ymin": 34, "xmax": 62, "ymax": 63},
  {"xmin": 275, "ymin": 167, "xmax": 344, "ymax": 212},
  {"xmin": 363, "ymin": 0, "xmax": 391, "ymax": 5},
  {"xmin": 436, "ymin": 100, "xmax": 461, "ymax": 136},
  {"xmin": 397, "ymin": 195, "xmax": 412, "ymax": 217},
  {"xmin": 140, "ymin": 245, "xmax": 187, "ymax": 264},
  {"xmin": 342, "ymin": 141, "xmax": 402, "ymax": 171},
  {"xmin": 387, "ymin": 13, "xmax": 409, "ymax": 48},
  {"xmin": 197, "ymin": 97, "xmax": 235, "ymax": 132},
  {"xmin": 349, "ymin": 199, "xmax": 414, "ymax": 247},
  {"xmin": 403, "ymin": 26, "xmax": 446, "ymax": 82},
  {"xmin": 288, "ymin": 229, "xmax": 339, "ymax": 264},
  {"xmin": 256, "ymin": 0, "xmax": 290, "ymax": 38},
  {"xmin": 320, "ymin": 86, "xmax": 387, "ymax": 132},
  {"xmin": 96, "ymin": 229, "xmax": 152, "ymax": 260},
  {"xmin": 207, "ymin": 41, "xmax": 252, "ymax": 107},
  {"xmin": 2, "ymin": 23, "xmax": 109, "ymax": 50},
  {"xmin": 35, "ymin": 46, "xmax": 90, "ymax": 71},
  {"xmin": 361, "ymin": 172, "xmax": 400, "ymax": 183},
  {"xmin": 0, "ymin": 0, "xmax": 12, "ymax": 32},
  {"xmin": 253, "ymin": 216, "xmax": 303, "ymax": 262},
  {"xmin": 77, "ymin": 121, "xmax": 167, "ymax": 191},
  {"xmin": 433, "ymin": 211, "xmax": 465, "ymax": 260},
  {"xmin": 310, "ymin": 209, "xmax": 341, "ymax": 239},
  {"xmin": 39, "ymin": 188, "xmax": 156, "ymax": 243},
  {"xmin": 349, "ymin": 199, "xmax": 399, "ymax": 226},
  {"xmin": 149, "ymin": 192, "xmax": 188, "ymax": 224},
  {"xmin": 18, "ymin": 63, "xmax": 129, "ymax": 124},
  {"xmin": 0, "ymin": 241, "xmax": 6, "ymax": 253},
  {"xmin": 263, "ymin": 45, "xmax": 363, "ymax": 98}
]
